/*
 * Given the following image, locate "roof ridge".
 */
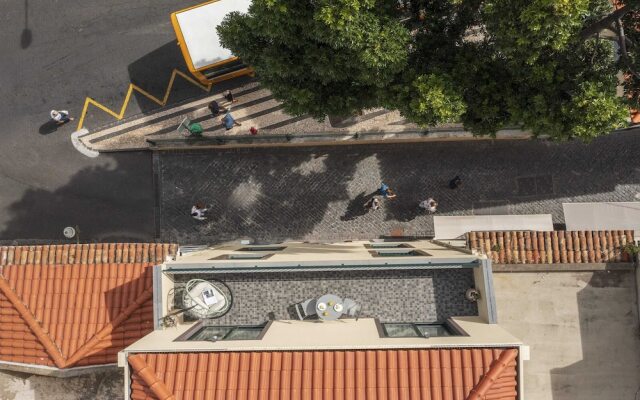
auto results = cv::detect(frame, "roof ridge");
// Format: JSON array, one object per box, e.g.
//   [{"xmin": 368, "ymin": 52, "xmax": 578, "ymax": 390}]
[
  {"xmin": 466, "ymin": 348, "xmax": 519, "ymax": 400},
  {"xmin": 0, "ymin": 275, "xmax": 66, "ymax": 368},
  {"xmin": 128, "ymin": 354, "xmax": 175, "ymax": 400},
  {"xmin": 64, "ymin": 286, "xmax": 154, "ymax": 367},
  {"xmin": 0, "ymin": 243, "xmax": 178, "ymax": 265}
]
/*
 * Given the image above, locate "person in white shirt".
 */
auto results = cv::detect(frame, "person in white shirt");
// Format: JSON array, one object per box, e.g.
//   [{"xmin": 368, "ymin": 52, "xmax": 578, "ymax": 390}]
[
  {"xmin": 419, "ymin": 198, "xmax": 438, "ymax": 214},
  {"xmin": 191, "ymin": 203, "xmax": 209, "ymax": 221},
  {"xmin": 364, "ymin": 197, "xmax": 380, "ymax": 212},
  {"xmin": 50, "ymin": 110, "xmax": 74, "ymax": 125}
]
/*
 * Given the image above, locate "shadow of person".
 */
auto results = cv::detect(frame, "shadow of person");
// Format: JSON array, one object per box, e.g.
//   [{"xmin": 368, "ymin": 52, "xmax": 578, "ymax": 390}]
[
  {"xmin": 399, "ymin": 204, "xmax": 425, "ymax": 222},
  {"xmin": 20, "ymin": 28, "xmax": 32, "ymax": 49},
  {"xmin": 38, "ymin": 120, "xmax": 59, "ymax": 135},
  {"xmin": 340, "ymin": 192, "xmax": 370, "ymax": 221},
  {"xmin": 20, "ymin": 0, "xmax": 32, "ymax": 49}
]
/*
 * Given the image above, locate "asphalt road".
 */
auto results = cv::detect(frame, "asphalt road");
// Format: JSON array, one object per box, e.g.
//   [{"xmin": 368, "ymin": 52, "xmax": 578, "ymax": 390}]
[{"xmin": 0, "ymin": 0, "xmax": 205, "ymax": 241}]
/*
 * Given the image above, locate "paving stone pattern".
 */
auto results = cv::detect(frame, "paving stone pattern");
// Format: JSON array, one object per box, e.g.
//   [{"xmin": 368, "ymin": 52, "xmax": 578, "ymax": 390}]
[
  {"xmin": 174, "ymin": 268, "xmax": 477, "ymax": 325},
  {"xmin": 158, "ymin": 132, "xmax": 640, "ymax": 244},
  {"xmin": 86, "ymin": 80, "xmax": 423, "ymax": 151}
]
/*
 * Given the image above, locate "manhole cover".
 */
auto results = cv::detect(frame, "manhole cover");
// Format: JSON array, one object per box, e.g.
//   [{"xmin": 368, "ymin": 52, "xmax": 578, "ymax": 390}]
[{"xmin": 63, "ymin": 227, "xmax": 76, "ymax": 238}]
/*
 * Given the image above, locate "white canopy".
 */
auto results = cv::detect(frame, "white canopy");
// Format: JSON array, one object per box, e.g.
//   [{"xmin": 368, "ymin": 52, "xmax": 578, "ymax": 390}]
[
  {"xmin": 563, "ymin": 202, "xmax": 640, "ymax": 234},
  {"xmin": 175, "ymin": 0, "xmax": 251, "ymax": 69},
  {"xmin": 433, "ymin": 214, "xmax": 554, "ymax": 240}
]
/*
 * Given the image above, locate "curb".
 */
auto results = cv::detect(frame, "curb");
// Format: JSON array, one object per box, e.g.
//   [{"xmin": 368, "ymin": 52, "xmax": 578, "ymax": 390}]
[
  {"xmin": 70, "ymin": 129, "xmax": 100, "ymax": 158},
  {"xmin": 145, "ymin": 129, "xmax": 535, "ymax": 151}
]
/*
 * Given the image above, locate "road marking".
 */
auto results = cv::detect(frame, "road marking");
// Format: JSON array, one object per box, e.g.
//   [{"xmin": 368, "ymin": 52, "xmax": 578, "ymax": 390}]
[
  {"xmin": 76, "ymin": 69, "xmax": 212, "ymax": 131},
  {"xmin": 71, "ymin": 129, "xmax": 99, "ymax": 158}
]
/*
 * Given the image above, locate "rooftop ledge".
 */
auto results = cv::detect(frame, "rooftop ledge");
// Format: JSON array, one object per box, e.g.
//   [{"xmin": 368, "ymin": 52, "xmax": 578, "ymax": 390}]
[{"xmin": 120, "ymin": 317, "xmax": 521, "ymax": 362}]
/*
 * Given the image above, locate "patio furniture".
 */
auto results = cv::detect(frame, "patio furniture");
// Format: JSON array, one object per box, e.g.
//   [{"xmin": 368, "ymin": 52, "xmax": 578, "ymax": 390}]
[
  {"xmin": 341, "ymin": 298, "xmax": 361, "ymax": 319},
  {"xmin": 182, "ymin": 278, "xmax": 232, "ymax": 319},
  {"xmin": 293, "ymin": 297, "xmax": 318, "ymax": 320},
  {"xmin": 316, "ymin": 294, "xmax": 344, "ymax": 321}
]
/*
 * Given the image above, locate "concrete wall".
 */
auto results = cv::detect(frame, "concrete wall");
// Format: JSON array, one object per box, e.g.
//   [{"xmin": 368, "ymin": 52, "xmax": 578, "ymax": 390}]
[
  {"xmin": 494, "ymin": 270, "xmax": 640, "ymax": 400},
  {"xmin": 124, "ymin": 317, "xmax": 521, "ymax": 353},
  {"xmin": 173, "ymin": 240, "xmax": 477, "ymax": 265},
  {"xmin": 0, "ymin": 369, "xmax": 123, "ymax": 400}
]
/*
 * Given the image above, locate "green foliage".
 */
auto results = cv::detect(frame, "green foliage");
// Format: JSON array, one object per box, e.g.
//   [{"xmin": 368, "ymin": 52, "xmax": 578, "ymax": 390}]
[
  {"xmin": 564, "ymin": 81, "xmax": 628, "ymax": 139},
  {"xmin": 389, "ymin": 73, "xmax": 466, "ymax": 126},
  {"xmin": 483, "ymin": 0, "xmax": 591, "ymax": 62},
  {"xmin": 218, "ymin": 0, "xmax": 410, "ymax": 119},
  {"xmin": 219, "ymin": 0, "xmax": 631, "ymax": 139},
  {"xmin": 623, "ymin": 242, "xmax": 640, "ymax": 257},
  {"xmin": 621, "ymin": 10, "xmax": 640, "ymax": 111}
]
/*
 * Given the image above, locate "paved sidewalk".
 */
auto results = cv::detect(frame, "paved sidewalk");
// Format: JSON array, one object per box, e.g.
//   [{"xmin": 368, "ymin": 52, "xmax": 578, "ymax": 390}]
[
  {"xmin": 79, "ymin": 80, "xmax": 510, "ymax": 151},
  {"xmin": 158, "ymin": 132, "xmax": 640, "ymax": 244}
]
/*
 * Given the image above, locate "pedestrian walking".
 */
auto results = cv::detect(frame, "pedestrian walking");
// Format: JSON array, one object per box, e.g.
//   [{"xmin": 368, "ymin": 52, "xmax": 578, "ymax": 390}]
[
  {"xmin": 379, "ymin": 183, "xmax": 397, "ymax": 199},
  {"xmin": 224, "ymin": 90, "xmax": 238, "ymax": 104},
  {"xmin": 449, "ymin": 175, "xmax": 462, "ymax": 189},
  {"xmin": 50, "ymin": 110, "xmax": 74, "ymax": 125},
  {"xmin": 249, "ymin": 126, "xmax": 258, "ymax": 135},
  {"xmin": 419, "ymin": 198, "xmax": 438, "ymax": 213},
  {"xmin": 191, "ymin": 202, "xmax": 209, "ymax": 221},
  {"xmin": 221, "ymin": 109, "xmax": 242, "ymax": 130},
  {"xmin": 208, "ymin": 100, "xmax": 227, "ymax": 116},
  {"xmin": 364, "ymin": 197, "xmax": 380, "ymax": 211}
]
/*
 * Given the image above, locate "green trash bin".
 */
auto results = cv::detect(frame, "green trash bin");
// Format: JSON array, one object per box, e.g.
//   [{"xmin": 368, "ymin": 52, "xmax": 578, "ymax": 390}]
[{"xmin": 188, "ymin": 123, "xmax": 203, "ymax": 136}]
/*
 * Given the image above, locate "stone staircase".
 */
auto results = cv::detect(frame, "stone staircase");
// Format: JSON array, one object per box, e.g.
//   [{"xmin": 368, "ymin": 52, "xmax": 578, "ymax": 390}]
[{"xmin": 79, "ymin": 81, "xmax": 422, "ymax": 151}]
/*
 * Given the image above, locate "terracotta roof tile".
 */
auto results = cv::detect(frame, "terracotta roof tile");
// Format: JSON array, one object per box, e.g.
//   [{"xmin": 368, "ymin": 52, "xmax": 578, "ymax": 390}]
[
  {"xmin": 128, "ymin": 348, "xmax": 518, "ymax": 400},
  {"xmin": 0, "ymin": 243, "xmax": 177, "ymax": 267},
  {"xmin": 0, "ymin": 263, "xmax": 156, "ymax": 369},
  {"xmin": 467, "ymin": 230, "xmax": 634, "ymax": 264}
]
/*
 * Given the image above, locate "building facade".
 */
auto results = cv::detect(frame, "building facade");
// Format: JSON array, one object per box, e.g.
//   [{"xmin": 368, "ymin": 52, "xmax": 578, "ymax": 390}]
[{"xmin": 119, "ymin": 240, "xmax": 527, "ymax": 399}]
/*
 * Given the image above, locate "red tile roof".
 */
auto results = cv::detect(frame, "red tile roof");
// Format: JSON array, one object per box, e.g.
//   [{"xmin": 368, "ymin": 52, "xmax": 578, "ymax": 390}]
[
  {"xmin": 0, "ymin": 263, "xmax": 156, "ymax": 368},
  {"xmin": 127, "ymin": 348, "xmax": 519, "ymax": 400},
  {"xmin": 468, "ymin": 230, "xmax": 635, "ymax": 264},
  {"xmin": 0, "ymin": 243, "xmax": 177, "ymax": 266}
]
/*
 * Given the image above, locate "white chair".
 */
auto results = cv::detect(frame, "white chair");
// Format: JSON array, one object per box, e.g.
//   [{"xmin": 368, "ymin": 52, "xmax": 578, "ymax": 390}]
[
  {"xmin": 182, "ymin": 279, "xmax": 231, "ymax": 319},
  {"xmin": 342, "ymin": 298, "xmax": 361, "ymax": 320},
  {"xmin": 293, "ymin": 298, "xmax": 318, "ymax": 320}
]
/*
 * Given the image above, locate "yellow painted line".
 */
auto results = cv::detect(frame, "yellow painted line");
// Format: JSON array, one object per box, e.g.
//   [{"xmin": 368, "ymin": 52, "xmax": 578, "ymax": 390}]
[{"xmin": 76, "ymin": 69, "xmax": 212, "ymax": 131}]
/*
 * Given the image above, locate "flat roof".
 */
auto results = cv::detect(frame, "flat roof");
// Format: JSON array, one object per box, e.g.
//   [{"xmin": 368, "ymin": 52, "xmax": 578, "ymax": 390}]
[
  {"xmin": 123, "ymin": 317, "xmax": 522, "ymax": 353},
  {"xmin": 563, "ymin": 202, "xmax": 640, "ymax": 233},
  {"xmin": 174, "ymin": 0, "xmax": 251, "ymax": 69},
  {"xmin": 434, "ymin": 214, "xmax": 553, "ymax": 240}
]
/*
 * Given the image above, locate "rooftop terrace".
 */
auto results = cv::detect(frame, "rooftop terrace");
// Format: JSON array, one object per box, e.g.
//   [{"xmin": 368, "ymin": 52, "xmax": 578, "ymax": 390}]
[{"xmin": 169, "ymin": 267, "xmax": 478, "ymax": 326}]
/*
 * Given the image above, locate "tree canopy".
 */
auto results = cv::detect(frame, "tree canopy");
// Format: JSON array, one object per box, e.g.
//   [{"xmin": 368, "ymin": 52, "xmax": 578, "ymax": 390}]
[{"xmin": 218, "ymin": 0, "xmax": 638, "ymax": 139}]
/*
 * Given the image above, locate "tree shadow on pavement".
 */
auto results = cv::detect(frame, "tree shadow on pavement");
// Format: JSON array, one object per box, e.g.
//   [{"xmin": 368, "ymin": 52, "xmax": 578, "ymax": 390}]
[
  {"xmin": 376, "ymin": 131, "xmax": 640, "ymax": 230},
  {"xmin": 340, "ymin": 192, "xmax": 369, "ymax": 221},
  {"xmin": 159, "ymin": 148, "xmax": 374, "ymax": 244},
  {"xmin": 0, "ymin": 153, "xmax": 155, "ymax": 243},
  {"xmin": 157, "ymin": 131, "xmax": 640, "ymax": 244}
]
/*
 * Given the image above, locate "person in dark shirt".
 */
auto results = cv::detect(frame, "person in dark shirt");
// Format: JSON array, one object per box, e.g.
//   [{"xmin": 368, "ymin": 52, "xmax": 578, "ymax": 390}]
[
  {"xmin": 208, "ymin": 100, "xmax": 227, "ymax": 116},
  {"xmin": 224, "ymin": 90, "xmax": 238, "ymax": 103},
  {"xmin": 449, "ymin": 176, "xmax": 462, "ymax": 189}
]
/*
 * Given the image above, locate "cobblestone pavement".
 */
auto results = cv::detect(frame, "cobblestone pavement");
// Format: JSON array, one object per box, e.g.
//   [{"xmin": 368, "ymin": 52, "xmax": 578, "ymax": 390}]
[{"xmin": 158, "ymin": 132, "xmax": 640, "ymax": 244}]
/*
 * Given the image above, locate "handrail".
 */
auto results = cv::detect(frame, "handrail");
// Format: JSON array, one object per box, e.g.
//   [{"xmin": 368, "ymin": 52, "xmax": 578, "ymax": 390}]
[{"xmin": 147, "ymin": 127, "xmax": 530, "ymax": 149}]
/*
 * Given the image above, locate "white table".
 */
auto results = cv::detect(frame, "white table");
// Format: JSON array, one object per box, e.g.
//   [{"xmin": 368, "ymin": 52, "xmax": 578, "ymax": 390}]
[{"xmin": 316, "ymin": 294, "xmax": 344, "ymax": 321}]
